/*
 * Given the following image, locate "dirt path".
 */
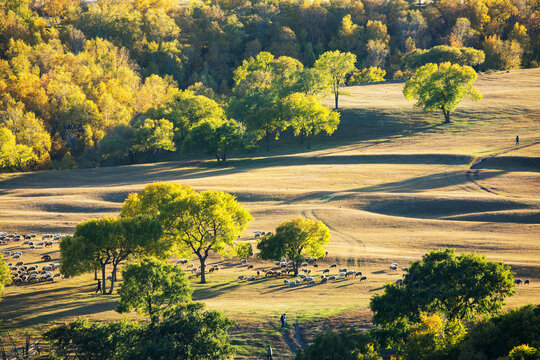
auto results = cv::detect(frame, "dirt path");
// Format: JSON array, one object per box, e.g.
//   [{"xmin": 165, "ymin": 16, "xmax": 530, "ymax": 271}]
[{"xmin": 282, "ymin": 324, "xmax": 307, "ymax": 357}]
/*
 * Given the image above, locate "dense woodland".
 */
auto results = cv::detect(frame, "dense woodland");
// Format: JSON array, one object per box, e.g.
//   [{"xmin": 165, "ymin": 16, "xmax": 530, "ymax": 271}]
[{"xmin": 0, "ymin": 0, "xmax": 538, "ymax": 171}]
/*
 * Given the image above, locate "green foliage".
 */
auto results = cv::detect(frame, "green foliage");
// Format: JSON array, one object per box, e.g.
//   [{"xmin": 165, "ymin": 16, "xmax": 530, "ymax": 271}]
[
  {"xmin": 505, "ymin": 345, "xmax": 540, "ymax": 360},
  {"xmin": 283, "ymin": 93, "xmax": 340, "ymax": 149},
  {"xmin": 0, "ymin": 254, "xmax": 11, "ymax": 299},
  {"xmin": 132, "ymin": 118, "xmax": 176, "ymax": 156},
  {"xmin": 121, "ymin": 183, "xmax": 253, "ymax": 284},
  {"xmin": 370, "ymin": 249, "xmax": 516, "ymax": 326},
  {"xmin": 234, "ymin": 242, "xmax": 253, "ymax": 259},
  {"xmin": 0, "ymin": 126, "xmax": 36, "ymax": 171},
  {"xmin": 349, "ymin": 67, "xmax": 386, "ymax": 84},
  {"xmin": 314, "ymin": 50, "xmax": 357, "ymax": 109},
  {"xmin": 182, "ymin": 117, "xmax": 254, "ymax": 163},
  {"xmin": 403, "ymin": 46, "xmax": 485, "ymax": 69},
  {"xmin": 257, "ymin": 218, "xmax": 330, "ymax": 275},
  {"xmin": 483, "ymin": 35, "xmax": 523, "ymax": 70},
  {"xmin": 61, "ymin": 216, "xmax": 165, "ymax": 294},
  {"xmin": 398, "ymin": 314, "xmax": 466, "ymax": 360},
  {"xmin": 43, "ymin": 303, "xmax": 235, "ymax": 360},
  {"xmin": 458, "ymin": 304, "xmax": 540, "ymax": 360},
  {"xmin": 295, "ymin": 329, "xmax": 381, "ymax": 360},
  {"xmin": 117, "ymin": 257, "xmax": 192, "ymax": 323},
  {"xmin": 403, "ymin": 62, "xmax": 482, "ymax": 123}
]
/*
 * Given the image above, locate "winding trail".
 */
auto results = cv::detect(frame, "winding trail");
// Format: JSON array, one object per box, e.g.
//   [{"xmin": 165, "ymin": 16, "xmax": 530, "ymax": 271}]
[{"xmin": 282, "ymin": 324, "xmax": 307, "ymax": 357}]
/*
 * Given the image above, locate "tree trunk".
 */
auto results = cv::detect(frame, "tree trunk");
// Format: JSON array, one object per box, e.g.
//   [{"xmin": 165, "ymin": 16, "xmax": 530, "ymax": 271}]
[
  {"xmin": 307, "ymin": 135, "xmax": 311, "ymax": 149},
  {"xmin": 108, "ymin": 263, "xmax": 118, "ymax": 295},
  {"xmin": 101, "ymin": 263, "xmax": 107, "ymax": 295},
  {"xmin": 300, "ymin": 131, "xmax": 304, "ymax": 145},
  {"xmin": 334, "ymin": 91, "xmax": 339, "ymax": 110},
  {"xmin": 443, "ymin": 109, "xmax": 451, "ymax": 123},
  {"xmin": 94, "ymin": 268, "xmax": 97, "ymax": 280},
  {"xmin": 293, "ymin": 262, "xmax": 299, "ymax": 276},
  {"xmin": 199, "ymin": 257, "xmax": 206, "ymax": 284},
  {"xmin": 265, "ymin": 130, "xmax": 270, "ymax": 152}
]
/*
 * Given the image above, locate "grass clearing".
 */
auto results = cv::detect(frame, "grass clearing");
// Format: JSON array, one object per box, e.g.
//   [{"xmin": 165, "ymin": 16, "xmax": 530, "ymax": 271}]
[{"xmin": 0, "ymin": 69, "xmax": 539, "ymax": 358}]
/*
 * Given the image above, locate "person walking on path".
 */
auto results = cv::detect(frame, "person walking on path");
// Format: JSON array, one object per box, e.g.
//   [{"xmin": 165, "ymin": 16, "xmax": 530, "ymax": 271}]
[
  {"xmin": 95, "ymin": 279, "xmax": 101, "ymax": 294},
  {"xmin": 516, "ymin": 135, "xmax": 519, "ymax": 146},
  {"xmin": 266, "ymin": 345, "xmax": 273, "ymax": 360},
  {"xmin": 280, "ymin": 313, "xmax": 286, "ymax": 329}
]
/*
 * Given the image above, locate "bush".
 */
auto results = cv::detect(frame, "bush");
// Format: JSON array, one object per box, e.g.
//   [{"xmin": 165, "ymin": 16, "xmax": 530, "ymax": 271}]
[{"xmin": 349, "ymin": 67, "xmax": 386, "ymax": 84}]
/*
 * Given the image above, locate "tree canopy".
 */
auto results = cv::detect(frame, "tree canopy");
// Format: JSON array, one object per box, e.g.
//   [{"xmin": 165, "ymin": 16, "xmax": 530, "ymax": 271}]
[
  {"xmin": 0, "ymin": 255, "xmax": 11, "ymax": 299},
  {"xmin": 314, "ymin": 50, "xmax": 357, "ymax": 109},
  {"xmin": 117, "ymin": 257, "xmax": 192, "ymax": 324},
  {"xmin": 370, "ymin": 249, "xmax": 516, "ymax": 326},
  {"xmin": 257, "ymin": 217, "xmax": 330, "ymax": 275},
  {"xmin": 121, "ymin": 182, "xmax": 253, "ymax": 284},
  {"xmin": 403, "ymin": 62, "xmax": 482, "ymax": 123}
]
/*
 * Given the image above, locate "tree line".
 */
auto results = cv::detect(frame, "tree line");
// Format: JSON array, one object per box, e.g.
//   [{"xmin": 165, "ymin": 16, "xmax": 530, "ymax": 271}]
[{"xmin": 1, "ymin": 0, "xmax": 536, "ymax": 171}]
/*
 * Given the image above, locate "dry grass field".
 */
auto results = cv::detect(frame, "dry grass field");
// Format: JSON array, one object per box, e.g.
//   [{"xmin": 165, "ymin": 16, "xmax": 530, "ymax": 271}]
[{"xmin": 0, "ymin": 69, "xmax": 539, "ymax": 358}]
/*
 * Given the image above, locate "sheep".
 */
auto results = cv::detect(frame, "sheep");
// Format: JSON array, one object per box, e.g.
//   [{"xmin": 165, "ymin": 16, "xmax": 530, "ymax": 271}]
[
  {"xmin": 330, "ymin": 264, "xmax": 337, "ymax": 268},
  {"xmin": 301, "ymin": 262, "xmax": 308, "ymax": 267},
  {"xmin": 304, "ymin": 276, "xmax": 314, "ymax": 283},
  {"xmin": 29, "ymin": 245, "xmax": 35, "ymax": 250},
  {"xmin": 339, "ymin": 268, "xmax": 347, "ymax": 273},
  {"xmin": 298, "ymin": 274, "xmax": 307, "ymax": 280},
  {"xmin": 328, "ymin": 275, "xmax": 336, "ymax": 281},
  {"xmin": 41, "ymin": 255, "xmax": 51, "ymax": 261},
  {"xmin": 395, "ymin": 279, "xmax": 403, "ymax": 284},
  {"xmin": 28, "ymin": 241, "xmax": 34, "ymax": 246},
  {"xmin": 236, "ymin": 275, "xmax": 245, "ymax": 281},
  {"xmin": 401, "ymin": 267, "xmax": 409, "ymax": 271},
  {"xmin": 45, "ymin": 241, "xmax": 53, "ymax": 247},
  {"xmin": 13, "ymin": 278, "xmax": 23, "ymax": 285},
  {"xmin": 515, "ymin": 278, "xmax": 523, "ymax": 285},
  {"xmin": 284, "ymin": 279, "xmax": 289, "ymax": 285},
  {"xmin": 354, "ymin": 271, "xmax": 363, "ymax": 277},
  {"xmin": 280, "ymin": 263, "xmax": 287, "ymax": 268},
  {"xmin": 306, "ymin": 269, "xmax": 312, "ymax": 275},
  {"xmin": 240, "ymin": 259, "xmax": 247, "ymax": 264},
  {"xmin": 359, "ymin": 276, "xmax": 367, "ymax": 282},
  {"xmin": 338, "ymin": 272, "xmax": 347, "ymax": 279},
  {"xmin": 195, "ymin": 270, "xmax": 202, "ymax": 276},
  {"xmin": 107, "ymin": 275, "xmax": 112, "ymax": 280},
  {"xmin": 322, "ymin": 269, "xmax": 330, "ymax": 274},
  {"xmin": 247, "ymin": 264, "xmax": 254, "ymax": 269},
  {"xmin": 176, "ymin": 259, "xmax": 187, "ymax": 265},
  {"xmin": 42, "ymin": 265, "xmax": 52, "ymax": 271},
  {"xmin": 288, "ymin": 281, "xmax": 297, "ymax": 288},
  {"xmin": 41, "ymin": 234, "xmax": 52, "ymax": 239},
  {"xmin": 389, "ymin": 263, "xmax": 398, "ymax": 270},
  {"xmin": 30, "ymin": 233, "xmax": 36, "ymax": 238},
  {"xmin": 15, "ymin": 261, "xmax": 24, "ymax": 266},
  {"xmin": 346, "ymin": 270, "xmax": 355, "ymax": 277},
  {"xmin": 22, "ymin": 240, "xmax": 29, "ymax": 245},
  {"xmin": 273, "ymin": 261, "xmax": 281, "ymax": 266},
  {"xmin": 320, "ymin": 277, "xmax": 328, "ymax": 284},
  {"xmin": 53, "ymin": 273, "xmax": 61, "ymax": 278},
  {"xmin": 313, "ymin": 263, "xmax": 319, "ymax": 268},
  {"xmin": 524, "ymin": 279, "xmax": 530, "ymax": 285},
  {"xmin": 208, "ymin": 267, "xmax": 216, "ymax": 273},
  {"xmin": 2, "ymin": 251, "xmax": 11, "ymax": 256},
  {"xmin": 307, "ymin": 280, "xmax": 315, "ymax": 287},
  {"xmin": 246, "ymin": 276, "xmax": 255, "ymax": 281},
  {"xmin": 187, "ymin": 263, "xmax": 194, "ymax": 268},
  {"xmin": 10, "ymin": 266, "xmax": 17, "ymax": 271},
  {"xmin": 12, "ymin": 254, "xmax": 20, "ymax": 259}
]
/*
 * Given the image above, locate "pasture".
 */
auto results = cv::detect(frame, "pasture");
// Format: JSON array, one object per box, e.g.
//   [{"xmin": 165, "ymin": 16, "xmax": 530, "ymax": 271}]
[{"xmin": 0, "ymin": 69, "xmax": 539, "ymax": 358}]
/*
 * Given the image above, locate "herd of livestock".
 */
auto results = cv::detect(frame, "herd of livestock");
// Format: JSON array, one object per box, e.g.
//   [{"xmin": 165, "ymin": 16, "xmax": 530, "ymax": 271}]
[{"xmin": 1, "ymin": 232, "xmax": 69, "ymax": 285}]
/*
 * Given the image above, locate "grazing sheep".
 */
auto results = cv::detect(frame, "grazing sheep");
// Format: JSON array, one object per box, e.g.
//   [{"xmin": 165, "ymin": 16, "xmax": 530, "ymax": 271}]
[
  {"xmin": 246, "ymin": 276, "xmax": 255, "ymax": 281},
  {"xmin": 106, "ymin": 275, "xmax": 112, "ymax": 280},
  {"xmin": 236, "ymin": 275, "xmax": 245, "ymax": 281},
  {"xmin": 2, "ymin": 251, "xmax": 11, "ymax": 256},
  {"xmin": 13, "ymin": 278, "xmax": 23, "ymax": 285},
  {"xmin": 320, "ymin": 274, "xmax": 326, "ymax": 279},
  {"xmin": 330, "ymin": 264, "xmax": 337, "ymax": 268},
  {"xmin": 524, "ymin": 279, "xmax": 530, "ymax": 285},
  {"xmin": 16, "ymin": 261, "xmax": 24, "ymax": 266},
  {"xmin": 240, "ymin": 259, "xmax": 247, "ymax": 264},
  {"xmin": 42, "ymin": 265, "xmax": 52, "ymax": 271},
  {"xmin": 395, "ymin": 279, "xmax": 403, "ymax": 284},
  {"xmin": 37, "ymin": 242, "xmax": 45, "ymax": 247},
  {"xmin": 208, "ymin": 267, "xmax": 215, "ymax": 273},
  {"xmin": 41, "ymin": 234, "xmax": 52, "ymax": 239},
  {"xmin": 30, "ymin": 233, "xmax": 36, "ymax": 238},
  {"xmin": 328, "ymin": 275, "xmax": 336, "ymax": 281},
  {"xmin": 298, "ymin": 274, "xmax": 307, "ymax": 280},
  {"xmin": 359, "ymin": 276, "xmax": 367, "ymax": 282},
  {"xmin": 320, "ymin": 277, "xmax": 328, "ymax": 284},
  {"xmin": 22, "ymin": 240, "xmax": 29, "ymax": 245},
  {"xmin": 41, "ymin": 255, "xmax": 51, "ymax": 261},
  {"xmin": 288, "ymin": 281, "xmax": 297, "ymax": 288},
  {"xmin": 322, "ymin": 269, "xmax": 330, "ymax": 274},
  {"xmin": 247, "ymin": 264, "xmax": 254, "ymax": 269},
  {"xmin": 401, "ymin": 267, "xmax": 408, "ymax": 271},
  {"xmin": 12, "ymin": 254, "xmax": 20, "ymax": 259},
  {"xmin": 304, "ymin": 277, "xmax": 314, "ymax": 283},
  {"xmin": 195, "ymin": 270, "xmax": 202, "ymax": 276},
  {"xmin": 29, "ymin": 245, "xmax": 35, "ymax": 250},
  {"xmin": 307, "ymin": 280, "xmax": 315, "ymax": 287},
  {"xmin": 389, "ymin": 263, "xmax": 398, "ymax": 270},
  {"xmin": 53, "ymin": 273, "xmax": 61, "ymax": 278},
  {"xmin": 284, "ymin": 280, "xmax": 289, "ymax": 285},
  {"xmin": 273, "ymin": 261, "xmax": 281, "ymax": 266},
  {"xmin": 515, "ymin": 278, "xmax": 523, "ymax": 285},
  {"xmin": 338, "ymin": 272, "xmax": 346, "ymax": 279},
  {"xmin": 313, "ymin": 264, "xmax": 319, "ymax": 268},
  {"xmin": 339, "ymin": 268, "xmax": 347, "ymax": 273},
  {"xmin": 354, "ymin": 271, "xmax": 363, "ymax": 277},
  {"xmin": 301, "ymin": 262, "xmax": 308, "ymax": 267},
  {"xmin": 346, "ymin": 270, "xmax": 355, "ymax": 277},
  {"xmin": 45, "ymin": 241, "xmax": 53, "ymax": 247}
]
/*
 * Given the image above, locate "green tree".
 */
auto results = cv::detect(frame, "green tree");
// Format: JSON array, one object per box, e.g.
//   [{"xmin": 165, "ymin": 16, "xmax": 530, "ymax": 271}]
[
  {"xmin": 458, "ymin": 304, "xmax": 540, "ymax": 360},
  {"xmin": 0, "ymin": 255, "xmax": 11, "ymax": 299},
  {"xmin": 506, "ymin": 345, "xmax": 540, "ymax": 360},
  {"xmin": 399, "ymin": 314, "xmax": 466, "ymax": 360},
  {"xmin": 257, "ymin": 218, "xmax": 330, "ymax": 276},
  {"xmin": 370, "ymin": 249, "xmax": 516, "ymax": 327},
  {"xmin": 283, "ymin": 93, "xmax": 340, "ymax": 148},
  {"xmin": 403, "ymin": 62, "xmax": 482, "ymax": 123},
  {"xmin": 182, "ymin": 117, "xmax": 254, "ymax": 164},
  {"xmin": 61, "ymin": 216, "xmax": 165, "ymax": 294},
  {"xmin": 296, "ymin": 329, "xmax": 381, "ymax": 360},
  {"xmin": 314, "ymin": 50, "xmax": 357, "ymax": 109},
  {"xmin": 234, "ymin": 242, "xmax": 253, "ymax": 259},
  {"xmin": 121, "ymin": 183, "xmax": 253, "ymax": 284},
  {"xmin": 131, "ymin": 118, "xmax": 176, "ymax": 159},
  {"xmin": 117, "ymin": 257, "xmax": 192, "ymax": 324},
  {"xmin": 349, "ymin": 67, "xmax": 386, "ymax": 84},
  {"xmin": 0, "ymin": 126, "xmax": 36, "ymax": 171}
]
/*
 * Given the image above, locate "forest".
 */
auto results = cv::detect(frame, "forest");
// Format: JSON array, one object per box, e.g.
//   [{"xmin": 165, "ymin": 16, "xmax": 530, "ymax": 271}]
[{"xmin": 0, "ymin": 0, "xmax": 538, "ymax": 171}]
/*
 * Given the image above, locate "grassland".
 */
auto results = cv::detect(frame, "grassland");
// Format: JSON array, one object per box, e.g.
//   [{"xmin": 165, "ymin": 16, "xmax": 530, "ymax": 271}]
[{"xmin": 0, "ymin": 69, "xmax": 539, "ymax": 359}]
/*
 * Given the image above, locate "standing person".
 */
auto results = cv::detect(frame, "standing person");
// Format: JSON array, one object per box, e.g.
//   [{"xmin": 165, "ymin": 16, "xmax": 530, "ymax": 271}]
[
  {"xmin": 516, "ymin": 135, "xmax": 519, "ymax": 146},
  {"xmin": 266, "ymin": 345, "xmax": 273, "ymax": 360},
  {"xmin": 95, "ymin": 279, "xmax": 101, "ymax": 294},
  {"xmin": 280, "ymin": 313, "xmax": 286, "ymax": 328}
]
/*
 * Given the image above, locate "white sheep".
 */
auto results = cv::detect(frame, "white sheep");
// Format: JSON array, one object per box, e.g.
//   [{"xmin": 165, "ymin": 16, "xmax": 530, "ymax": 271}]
[
  {"xmin": 298, "ymin": 274, "xmax": 307, "ymax": 279},
  {"xmin": 346, "ymin": 270, "xmax": 355, "ymax": 277},
  {"xmin": 240, "ymin": 259, "xmax": 247, "ymax": 264},
  {"xmin": 328, "ymin": 275, "xmax": 336, "ymax": 281},
  {"xmin": 338, "ymin": 272, "xmax": 346, "ymax": 279},
  {"xmin": 246, "ymin": 276, "xmax": 255, "ymax": 281},
  {"xmin": 307, "ymin": 280, "xmax": 315, "ymax": 286},
  {"xmin": 237, "ymin": 275, "xmax": 245, "ymax": 281}
]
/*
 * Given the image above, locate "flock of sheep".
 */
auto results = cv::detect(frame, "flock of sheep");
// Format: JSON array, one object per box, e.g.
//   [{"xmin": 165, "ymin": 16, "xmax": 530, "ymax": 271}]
[{"xmin": 1, "ymin": 232, "xmax": 67, "ymax": 285}]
